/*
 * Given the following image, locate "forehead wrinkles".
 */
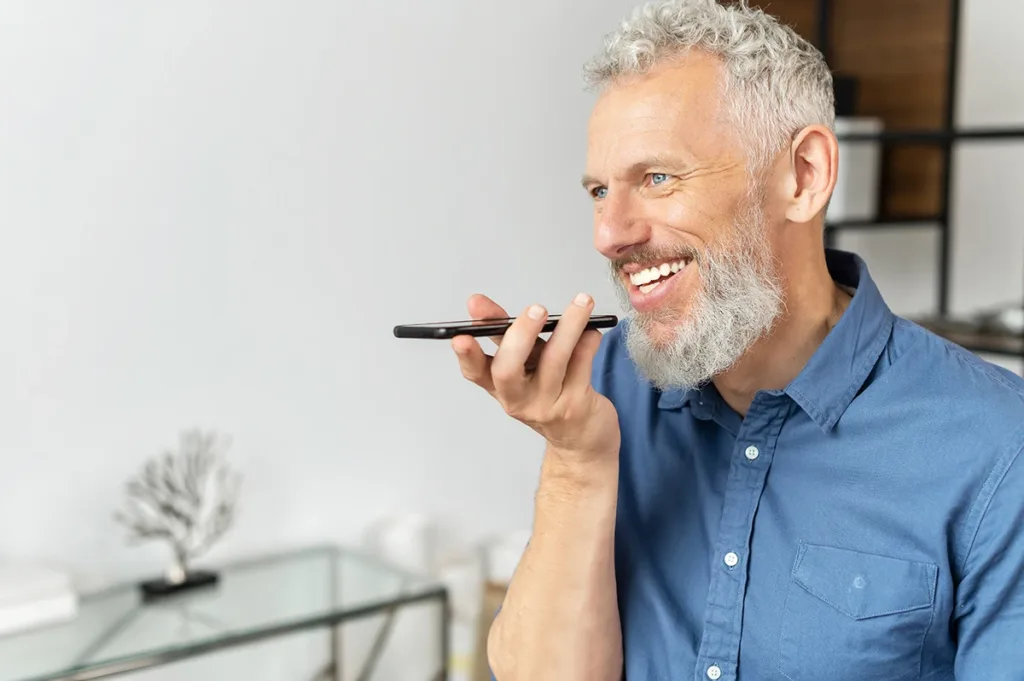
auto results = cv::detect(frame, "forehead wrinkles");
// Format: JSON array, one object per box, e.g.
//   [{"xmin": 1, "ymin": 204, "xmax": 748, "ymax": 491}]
[
  {"xmin": 587, "ymin": 84, "xmax": 737, "ymax": 180},
  {"xmin": 596, "ymin": 129, "xmax": 677, "ymax": 179},
  {"xmin": 587, "ymin": 107, "xmax": 688, "ymax": 183}
]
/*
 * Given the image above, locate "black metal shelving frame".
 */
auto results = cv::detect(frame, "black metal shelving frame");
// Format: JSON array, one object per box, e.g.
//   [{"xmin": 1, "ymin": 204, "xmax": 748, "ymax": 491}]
[{"xmin": 815, "ymin": 0, "xmax": 1024, "ymax": 368}]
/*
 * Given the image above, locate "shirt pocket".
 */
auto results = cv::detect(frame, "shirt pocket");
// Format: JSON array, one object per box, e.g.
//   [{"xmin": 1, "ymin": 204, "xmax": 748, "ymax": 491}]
[{"xmin": 778, "ymin": 542, "xmax": 938, "ymax": 681}]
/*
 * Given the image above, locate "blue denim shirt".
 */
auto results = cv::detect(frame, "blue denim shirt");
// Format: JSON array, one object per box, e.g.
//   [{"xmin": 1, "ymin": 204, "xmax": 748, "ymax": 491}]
[{"xmin": 588, "ymin": 249, "xmax": 1024, "ymax": 681}]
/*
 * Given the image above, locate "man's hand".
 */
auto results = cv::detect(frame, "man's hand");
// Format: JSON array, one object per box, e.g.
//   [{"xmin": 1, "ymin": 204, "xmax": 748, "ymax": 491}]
[
  {"xmin": 451, "ymin": 292, "xmax": 620, "ymax": 460},
  {"xmin": 454, "ymin": 292, "xmax": 625, "ymax": 681}
]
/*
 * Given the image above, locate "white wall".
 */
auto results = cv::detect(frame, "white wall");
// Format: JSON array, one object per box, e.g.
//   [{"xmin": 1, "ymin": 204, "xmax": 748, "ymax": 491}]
[
  {"xmin": 0, "ymin": 2, "xmax": 644, "ymax": 677},
  {"xmin": 1, "ymin": 0, "xmax": 1021, "ymax": 678},
  {"xmin": 836, "ymin": 0, "xmax": 1024, "ymax": 375},
  {"xmin": 0, "ymin": 0, "xmax": 636, "ymax": 592}
]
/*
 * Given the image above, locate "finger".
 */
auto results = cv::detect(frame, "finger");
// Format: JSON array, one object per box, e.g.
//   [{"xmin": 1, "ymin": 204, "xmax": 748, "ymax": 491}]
[
  {"xmin": 467, "ymin": 294, "xmax": 513, "ymax": 350},
  {"xmin": 523, "ymin": 339, "xmax": 545, "ymax": 373},
  {"xmin": 536, "ymin": 293, "xmax": 594, "ymax": 394},
  {"xmin": 490, "ymin": 304, "xmax": 548, "ymax": 404},
  {"xmin": 562, "ymin": 328, "xmax": 604, "ymax": 393},
  {"xmin": 467, "ymin": 293, "xmax": 509, "ymax": 320},
  {"xmin": 452, "ymin": 336, "xmax": 495, "ymax": 394}
]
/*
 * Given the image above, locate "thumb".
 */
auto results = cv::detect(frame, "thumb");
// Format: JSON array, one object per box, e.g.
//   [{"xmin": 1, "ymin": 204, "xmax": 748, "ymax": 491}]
[{"xmin": 467, "ymin": 293, "xmax": 513, "ymax": 349}]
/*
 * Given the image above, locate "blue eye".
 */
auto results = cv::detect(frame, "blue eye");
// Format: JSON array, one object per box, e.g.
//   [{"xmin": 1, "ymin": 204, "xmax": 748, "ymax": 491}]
[
  {"xmin": 650, "ymin": 173, "xmax": 669, "ymax": 185},
  {"xmin": 593, "ymin": 187, "xmax": 608, "ymax": 199}
]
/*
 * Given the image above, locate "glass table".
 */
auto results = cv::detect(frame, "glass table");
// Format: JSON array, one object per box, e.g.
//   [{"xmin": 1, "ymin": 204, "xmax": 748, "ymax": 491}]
[{"xmin": 0, "ymin": 546, "xmax": 449, "ymax": 681}]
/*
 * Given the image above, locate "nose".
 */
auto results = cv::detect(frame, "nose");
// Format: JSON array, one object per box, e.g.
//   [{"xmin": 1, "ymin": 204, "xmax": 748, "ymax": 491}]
[{"xmin": 593, "ymin": 189, "xmax": 651, "ymax": 260}]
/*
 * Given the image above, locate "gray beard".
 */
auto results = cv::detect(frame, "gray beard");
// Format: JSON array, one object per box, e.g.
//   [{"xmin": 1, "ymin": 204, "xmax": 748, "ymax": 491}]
[{"xmin": 610, "ymin": 200, "xmax": 784, "ymax": 392}]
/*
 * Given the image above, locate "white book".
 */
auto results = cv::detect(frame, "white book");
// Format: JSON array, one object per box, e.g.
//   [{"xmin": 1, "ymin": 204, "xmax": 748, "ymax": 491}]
[{"xmin": 0, "ymin": 564, "xmax": 78, "ymax": 637}]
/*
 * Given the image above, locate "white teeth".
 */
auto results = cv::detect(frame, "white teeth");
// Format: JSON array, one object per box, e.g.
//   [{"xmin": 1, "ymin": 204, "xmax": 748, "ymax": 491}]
[
  {"xmin": 639, "ymin": 282, "xmax": 660, "ymax": 294},
  {"xmin": 628, "ymin": 259, "xmax": 688, "ymax": 287}
]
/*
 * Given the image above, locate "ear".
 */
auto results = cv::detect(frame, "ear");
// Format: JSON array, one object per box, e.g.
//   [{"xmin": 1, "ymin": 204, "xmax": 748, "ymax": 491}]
[{"xmin": 783, "ymin": 124, "xmax": 838, "ymax": 224}]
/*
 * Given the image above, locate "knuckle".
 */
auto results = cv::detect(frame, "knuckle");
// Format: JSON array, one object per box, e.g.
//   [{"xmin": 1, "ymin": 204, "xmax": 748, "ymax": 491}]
[
  {"xmin": 502, "ymin": 401, "xmax": 526, "ymax": 421},
  {"xmin": 463, "ymin": 372, "xmax": 485, "ymax": 387},
  {"xmin": 557, "ymin": 405, "xmax": 582, "ymax": 425},
  {"xmin": 554, "ymin": 396, "xmax": 587, "ymax": 423},
  {"xmin": 491, "ymin": 365, "xmax": 519, "ymax": 385},
  {"xmin": 457, "ymin": 362, "xmax": 481, "ymax": 382},
  {"xmin": 503, "ymin": 400, "xmax": 537, "ymax": 423}
]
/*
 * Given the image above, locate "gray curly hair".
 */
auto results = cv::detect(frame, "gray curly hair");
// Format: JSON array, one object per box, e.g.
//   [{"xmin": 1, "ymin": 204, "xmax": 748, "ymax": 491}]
[{"xmin": 583, "ymin": 0, "xmax": 835, "ymax": 173}]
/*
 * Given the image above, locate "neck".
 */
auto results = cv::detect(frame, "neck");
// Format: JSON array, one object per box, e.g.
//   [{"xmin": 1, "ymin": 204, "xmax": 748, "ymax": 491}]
[{"xmin": 713, "ymin": 245, "xmax": 851, "ymax": 417}]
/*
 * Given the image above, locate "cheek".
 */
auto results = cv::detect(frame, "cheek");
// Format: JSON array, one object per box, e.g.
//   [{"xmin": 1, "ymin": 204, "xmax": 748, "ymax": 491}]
[
  {"xmin": 658, "ymin": 190, "xmax": 718, "ymax": 242},
  {"xmin": 662, "ymin": 188, "xmax": 744, "ymax": 244}
]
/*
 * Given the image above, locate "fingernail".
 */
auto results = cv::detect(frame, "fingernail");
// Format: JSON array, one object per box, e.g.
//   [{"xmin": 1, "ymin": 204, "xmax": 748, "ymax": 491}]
[
  {"xmin": 573, "ymin": 292, "xmax": 592, "ymax": 307},
  {"xmin": 527, "ymin": 304, "xmax": 546, "ymax": 320}
]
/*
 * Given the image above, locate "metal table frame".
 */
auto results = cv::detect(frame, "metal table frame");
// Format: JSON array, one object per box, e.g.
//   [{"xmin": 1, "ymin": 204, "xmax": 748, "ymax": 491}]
[{"xmin": 8, "ymin": 548, "xmax": 450, "ymax": 681}]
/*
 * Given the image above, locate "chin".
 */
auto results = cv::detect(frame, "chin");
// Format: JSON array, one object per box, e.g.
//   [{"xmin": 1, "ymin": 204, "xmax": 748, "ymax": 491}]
[
  {"xmin": 628, "ymin": 287, "xmax": 697, "ymax": 340},
  {"xmin": 633, "ymin": 309, "xmax": 690, "ymax": 349}
]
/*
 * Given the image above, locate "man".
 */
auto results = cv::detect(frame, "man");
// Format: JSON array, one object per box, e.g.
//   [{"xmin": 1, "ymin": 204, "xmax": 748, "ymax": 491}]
[{"xmin": 452, "ymin": 1, "xmax": 1024, "ymax": 679}]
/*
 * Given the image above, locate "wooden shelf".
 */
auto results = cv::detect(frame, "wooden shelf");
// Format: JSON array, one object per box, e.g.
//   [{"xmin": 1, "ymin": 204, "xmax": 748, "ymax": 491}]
[
  {"xmin": 754, "ymin": 0, "xmax": 953, "ymax": 216},
  {"xmin": 826, "ymin": 215, "xmax": 943, "ymax": 230},
  {"xmin": 755, "ymin": 0, "xmax": 1022, "ymax": 369},
  {"xmin": 836, "ymin": 127, "xmax": 1024, "ymax": 142}
]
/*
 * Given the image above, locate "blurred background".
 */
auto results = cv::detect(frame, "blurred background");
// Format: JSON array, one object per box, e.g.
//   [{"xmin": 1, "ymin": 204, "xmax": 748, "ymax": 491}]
[{"xmin": 0, "ymin": 0, "xmax": 1020, "ymax": 680}]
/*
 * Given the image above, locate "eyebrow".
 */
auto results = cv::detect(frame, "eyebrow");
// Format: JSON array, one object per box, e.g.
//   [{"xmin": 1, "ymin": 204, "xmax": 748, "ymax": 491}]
[{"xmin": 580, "ymin": 154, "xmax": 691, "ymax": 188}]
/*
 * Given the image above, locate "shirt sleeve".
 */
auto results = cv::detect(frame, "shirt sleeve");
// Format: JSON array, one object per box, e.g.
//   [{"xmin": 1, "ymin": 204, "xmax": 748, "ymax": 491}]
[{"xmin": 953, "ymin": 442, "xmax": 1024, "ymax": 678}]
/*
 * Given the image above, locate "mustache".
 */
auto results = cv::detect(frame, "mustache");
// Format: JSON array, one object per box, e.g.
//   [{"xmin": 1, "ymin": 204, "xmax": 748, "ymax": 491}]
[{"xmin": 610, "ymin": 244, "xmax": 704, "ymax": 271}]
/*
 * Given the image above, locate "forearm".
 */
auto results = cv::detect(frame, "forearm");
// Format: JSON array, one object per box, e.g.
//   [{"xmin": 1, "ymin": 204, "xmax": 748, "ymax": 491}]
[{"xmin": 487, "ymin": 447, "xmax": 623, "ymax": 681}]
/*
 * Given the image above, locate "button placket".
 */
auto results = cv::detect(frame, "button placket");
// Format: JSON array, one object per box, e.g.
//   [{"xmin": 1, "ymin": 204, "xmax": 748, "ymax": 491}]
[{"xmin": 694, "ymin": 398, "xmax": 790, "ymax": 681}]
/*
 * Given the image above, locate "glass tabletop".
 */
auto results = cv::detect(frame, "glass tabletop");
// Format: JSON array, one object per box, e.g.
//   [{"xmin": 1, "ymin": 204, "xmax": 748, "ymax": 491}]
[{"xmin": 0, "ymin": 545, "xmax": 445, "ymax": 681}]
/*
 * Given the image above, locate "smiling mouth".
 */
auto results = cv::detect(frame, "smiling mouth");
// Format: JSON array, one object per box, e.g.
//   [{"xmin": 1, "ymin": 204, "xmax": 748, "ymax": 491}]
[{"xmin": 626, "ymin": 257, "xmax": 692, "ymax": 294}]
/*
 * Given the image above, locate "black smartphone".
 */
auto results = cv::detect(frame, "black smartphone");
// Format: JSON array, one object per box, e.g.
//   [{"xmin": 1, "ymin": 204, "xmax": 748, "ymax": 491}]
[{"xmin": 393, "ymin": 314, "xmax": 619, "ymax": 339}]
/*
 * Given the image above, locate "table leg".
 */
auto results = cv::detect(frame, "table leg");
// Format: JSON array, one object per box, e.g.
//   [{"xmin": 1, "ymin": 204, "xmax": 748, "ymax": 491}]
[
  {"xmin": 330, "ymin": 549, "xmax": 342, "ymax": 681},
  {"xmin": 437, "ymin": 591, "xmax": 451, "ymax": 681},
  {"xmin": 332, "ymin": 622, "xmax": 343, "ymax": 681}
]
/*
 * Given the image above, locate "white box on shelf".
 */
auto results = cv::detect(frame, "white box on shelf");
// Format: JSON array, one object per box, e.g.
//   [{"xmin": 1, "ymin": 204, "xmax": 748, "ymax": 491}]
[
  {"xmin": 0, "ymin": 564, "xmax": 78, "ymax": 637},
  {"xmin": 827, "ymin": 116, "xmax": 884, "ymax": 223}
]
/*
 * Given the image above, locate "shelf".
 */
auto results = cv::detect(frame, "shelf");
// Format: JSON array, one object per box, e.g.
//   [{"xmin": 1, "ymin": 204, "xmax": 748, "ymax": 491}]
[
  {"xmin": 914, "ymin": 317, "xmax": 1024, "ymax": 358},
  {"xmin": 836, "ymin": 127, "xmax": 1024, "ymax": 143},
  {"xmin": 826, "ymin": 215, "xmax": 944, "ymax": 230}
]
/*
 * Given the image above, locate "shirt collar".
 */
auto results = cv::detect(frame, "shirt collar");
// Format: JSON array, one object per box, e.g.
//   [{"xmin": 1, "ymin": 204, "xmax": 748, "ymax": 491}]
[
  {"xmin": 657, "ymin": 249, "xmax": 894, "ymax": 432},
  {"xmin": 657, "ymin": 381, "xmax": 714, "ymax": 417},
  {"xmin": 785, "ymin": 249, "xmax": 893, "ymax": 431}
]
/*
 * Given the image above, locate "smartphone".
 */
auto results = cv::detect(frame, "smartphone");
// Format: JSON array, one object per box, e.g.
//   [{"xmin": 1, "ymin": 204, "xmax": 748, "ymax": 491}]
[{"xmin": 393, "ymin": 314, "xmax": 619, "ymax": 339}]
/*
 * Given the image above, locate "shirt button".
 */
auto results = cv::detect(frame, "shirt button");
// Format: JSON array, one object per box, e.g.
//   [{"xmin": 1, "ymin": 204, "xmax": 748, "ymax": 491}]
[
  {"xmin": 744, "ymin": 445, "xmax": 760, "ymax": 460},
  {"xmin": 724, "ymin": 552, "xmax": 739, "ymax": 568},
  {"xmin": 707, "ymin": 664, "xmax": 722, "ymax": 680}
]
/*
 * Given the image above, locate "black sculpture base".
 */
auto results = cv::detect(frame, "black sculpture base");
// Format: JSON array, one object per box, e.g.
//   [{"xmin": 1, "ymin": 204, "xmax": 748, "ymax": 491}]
[{"xmin": 140, "ymin": 570, "xmax": 219, "ymax": 603}]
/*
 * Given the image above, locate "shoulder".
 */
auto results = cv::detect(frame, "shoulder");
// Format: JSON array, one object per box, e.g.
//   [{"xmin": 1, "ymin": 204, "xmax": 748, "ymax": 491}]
[
  {"xmin": 887, "ymin": 316, "xmax": 1024, "ymax": 419},
  {"xmin": 883, "ymin": 316, "xmax": 1024, "ymax": 502}
]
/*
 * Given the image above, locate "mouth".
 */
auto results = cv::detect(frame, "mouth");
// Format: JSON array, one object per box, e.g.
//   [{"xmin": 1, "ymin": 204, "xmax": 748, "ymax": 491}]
[
  {"xmin": 626, "ymin": 257, "xmax": 691, "ymax": 292},
  {"xmin": 620, "ymin": 256, "xmax": 694, "ymax": 314}
]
